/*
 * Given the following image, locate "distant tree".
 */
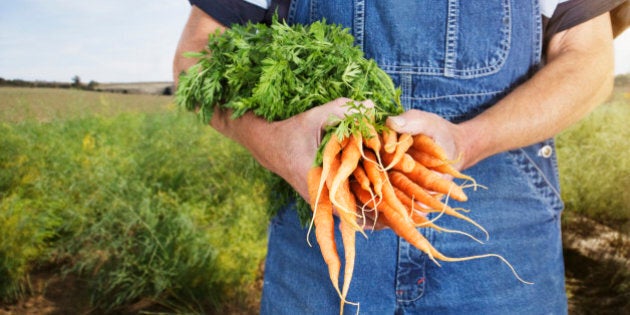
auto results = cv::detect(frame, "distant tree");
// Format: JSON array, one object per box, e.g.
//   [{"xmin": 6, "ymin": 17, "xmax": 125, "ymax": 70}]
[
  {"xmin": 71, "ymin": 75, "xmax": 82, "ymax": 88},
  {"xmin": 87, "ymin": 80, "xmax": 98, "ymax": 90},
  {"xmin": 614, "ymin": 74, "xmax": 630, "ymax": 87}
]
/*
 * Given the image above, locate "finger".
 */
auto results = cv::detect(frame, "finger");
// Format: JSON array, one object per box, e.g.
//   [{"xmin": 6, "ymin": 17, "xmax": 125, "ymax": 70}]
[
  {"xmin": 319, "ymin": 98, "xmax": 376, "ymax": 126},
  {"xmin": 385, "ymin": 110, "xmax": 446, "ymax": 135}
]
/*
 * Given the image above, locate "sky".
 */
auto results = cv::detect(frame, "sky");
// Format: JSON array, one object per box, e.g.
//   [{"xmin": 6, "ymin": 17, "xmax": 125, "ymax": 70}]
[
  {"xmin": 1, "ymin": 0, "xmax": 629, "ymax": 83},
  {"xmin": 0, "ymin": 0, "xmax": 190, "ymax": 83}
]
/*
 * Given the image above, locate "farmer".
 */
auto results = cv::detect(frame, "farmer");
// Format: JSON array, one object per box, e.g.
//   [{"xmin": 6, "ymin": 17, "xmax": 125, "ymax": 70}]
[{"xmin": 173, "ymin": 0, "xmax": 623, "ymax": 314}]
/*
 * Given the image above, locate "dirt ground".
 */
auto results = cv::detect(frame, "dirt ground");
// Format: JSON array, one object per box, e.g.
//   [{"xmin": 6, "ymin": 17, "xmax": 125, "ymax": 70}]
[
  {"xmin": 0, "ymin": 270, "xmax": 93, "ymax": 315},
  {"xmin": 1, "ymin": 217, "xmax": 627, "ymax": 315}
]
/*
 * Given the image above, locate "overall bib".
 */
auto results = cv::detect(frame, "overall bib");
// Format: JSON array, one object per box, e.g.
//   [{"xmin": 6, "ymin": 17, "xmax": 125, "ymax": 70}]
[{"xmin": 261, "ymin": 1, "xmax": 568, "ymax": 314}]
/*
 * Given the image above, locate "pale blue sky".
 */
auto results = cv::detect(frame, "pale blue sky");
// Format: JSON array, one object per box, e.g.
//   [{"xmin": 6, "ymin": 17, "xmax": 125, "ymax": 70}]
[
  {"xmin": 0, "ymin": 1, "xmax": 629, "ymax": 83},
  {"xmin": 0, "ymin": 0, "xmax": 190, "ymax": 83}
]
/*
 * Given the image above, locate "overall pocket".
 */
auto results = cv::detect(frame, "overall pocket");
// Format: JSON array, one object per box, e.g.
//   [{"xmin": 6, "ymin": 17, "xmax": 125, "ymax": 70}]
[
  {"xmin": 508, "ymin": 139, "xmax": 565, "ymax": 217},
  {"xmin": 360, "ymin": 0, "xmax": 512, "ymax": 79}
]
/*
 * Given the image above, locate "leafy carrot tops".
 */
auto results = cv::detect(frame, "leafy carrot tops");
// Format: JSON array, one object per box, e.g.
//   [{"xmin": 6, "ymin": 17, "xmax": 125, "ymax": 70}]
[
  {"xmin": 176, "ymin": 17, "xmax": 403, "ymax": 222},
  {"xmin": 176, "ymin": 17, "xmax": 402, "ymax": 124}
]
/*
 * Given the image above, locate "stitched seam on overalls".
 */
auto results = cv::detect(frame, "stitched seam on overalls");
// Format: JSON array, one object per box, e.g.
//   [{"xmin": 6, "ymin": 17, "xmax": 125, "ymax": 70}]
[
  {"xmin": 512, "ymin": 147, "xmax": 564, "ymax": 215},
  {"xmin": 444, "ymin": 0, "xmax": 459, "ymax": 77},
  {"xmin": 353, "ymin": 0, "xmax": 365, "ymax": 52},
  {"xmin": 532, "ymin": 0, "xmax": 543, "ymax": 65},
  {"xmin": 407, "ymin": 89, "xmax": 504, "ymax": 101},
  {"xmin": 286, "ymin": 0, "xmax": 298, "ymax": 24},
  {"xmin": 400, "ymin": 65, "xmax": 413, "ymax": 110},
  {"xmin": 310, "ymin": 0, "xmax": 317, "ymax": 23},
  {"xmin": 519, "ymin": 147, "xmax": 562, "ymax": 198}
]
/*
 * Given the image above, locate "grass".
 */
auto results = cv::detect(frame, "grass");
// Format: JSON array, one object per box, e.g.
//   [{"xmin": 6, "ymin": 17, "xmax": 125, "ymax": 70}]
[
  {"xmin": 556, "ymin": 87, "xmax": 630, "ymax": 313},
  {"xmin": 0, "ymin": 87, "xmax": 270, "ymax": 312},
  {"xmin": 557, "ymin": 89, "xmax": 630, "ymax": 231},
  {"xmin": 0, "ymin": 87, "xmax": 168, "ymax": 123},
  {"xmin": 0, "ymin": 86, "xmax": 629, "ymax": 313}
]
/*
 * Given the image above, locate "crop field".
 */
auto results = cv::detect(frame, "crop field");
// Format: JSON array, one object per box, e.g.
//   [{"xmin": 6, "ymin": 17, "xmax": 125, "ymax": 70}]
[{"xmin": 0, "ymin": 86, "xmax": 628, "ymax": 313}]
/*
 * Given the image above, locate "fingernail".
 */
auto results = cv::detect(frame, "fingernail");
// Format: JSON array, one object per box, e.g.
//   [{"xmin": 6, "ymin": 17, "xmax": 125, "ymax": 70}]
[{"xmin": 389, "ymin": 116, "xmax": 406, "ymax": 127}]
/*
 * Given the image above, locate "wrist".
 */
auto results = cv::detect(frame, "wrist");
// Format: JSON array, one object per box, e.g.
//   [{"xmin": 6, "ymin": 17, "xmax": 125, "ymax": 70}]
[{"xmin": 457, "ymin": 118, "xmax": 495, "ymax": 170}]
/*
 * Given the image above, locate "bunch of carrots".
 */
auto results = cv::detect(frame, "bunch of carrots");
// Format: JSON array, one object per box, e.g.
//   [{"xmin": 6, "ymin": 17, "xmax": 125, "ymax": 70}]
[
  {"xmin": 306, "ymin": 112, "xmax": 530, "ymax": 312},
  {"xmin": 175, "ymin": 17, "xmax": 531, "ymax": 313}
]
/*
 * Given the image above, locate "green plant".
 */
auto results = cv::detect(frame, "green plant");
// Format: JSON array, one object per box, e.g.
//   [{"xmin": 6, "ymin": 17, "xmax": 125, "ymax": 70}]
[
  {"xmin": 0, "ymin": 91, "xmax": 269, "ymax": 312},
  {"xmin": 557, "ymin": 99, "xmax": 630, "ymax": 231}
]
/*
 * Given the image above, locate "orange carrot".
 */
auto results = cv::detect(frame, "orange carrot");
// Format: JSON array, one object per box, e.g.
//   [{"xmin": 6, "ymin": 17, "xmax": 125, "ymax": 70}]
[
  {"xmin": 383, "ymin": 133, "xmax": 413, "ymax": 170},
  {"xmin": 392, "ymin": 185, "xmax": 435, "ymax": 223},
  {"xmin": 382, "ymin": 128, "xmax": 398, "ymax": 154},
  {"xmin": 393, "ymin": 186, "xmax": 417, "ymax": 211},
  {"xmin": 389, "ymin": 171, "xmax": 451, "ymax": 211},
  {"xmin": 381, "ymin": 150, "xmax": 415, "ymax": 173},
  {"xmin": 352, "ymin": 180, "xmax": 440, "ymax": 264},
  {"xmin": 321, "ymin": 134, "xmax": 347, "ymax": 184},
  {"xmin": 389, "ymin": 171, "xmax": 488, "ymax": 239},
  {"xmin": 325, "ymin": 153, "xmax": 364, "ymax": 233},
  {"xmin": 407, "ymin": 147, "xmax": 448, "ymax": 168},
  {"xmin": 353, "ymin": 174, "xmax": 532, "ymax": 285},
  {"xmin": 380, "ymin": 171, "xmax": 412, "ymax": 221},
  {"xmin": 351, "ymin": 181, "xmax": 391, "ymax": 226},
  {"xmin": 339, "ymin": 219, "xmax": 357, "ymax": 312},
  {"xmin": 406, "ymin": 161, "xmax": 468, "ymax": 202},
  {"xmin": 329, "ymin": 133, "xmax": 363, "ymax": 215},
  {"xmin": 307, "ymin": 166, "xmax": 342, "ymax": 297},
  {"xmin": 399, "ymin": 153, "xmax": 416, "ymax": 173},
  {"xmin": 352, "ymin": 164, "xmax": 372, "ymax": 192},
  {"xmin": 431, "ymin": 163, "xmax": 477, "ymax": 187},
  {"xmin": 362, "ymin": 150, "xmax": 384, "ymax": 197},
  {"xmin": 381, "ymin": 198, "xmax": 532, "ymax": 284},
  {"xmin": 312, "ymin": 133, "xmax": 349, "ymax": 231},
  {"xmin": 412, "ymin": 134, "xmax": 448, "ymax": 160},
  {"xmin": 360, "ymin": 118, "xmax": 381, "ymax": 154},
  {"xmin": 338, "ymin": 179, "xmax": 365, "ymax": 233}
]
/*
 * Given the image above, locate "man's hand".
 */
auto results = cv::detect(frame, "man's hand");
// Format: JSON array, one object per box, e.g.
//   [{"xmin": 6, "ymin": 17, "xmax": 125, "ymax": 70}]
[
  {"xmin": 387, "ymin": 12, "xmax": 614, "ymax": 171},
  {"xmin": 211, "ymin": 97, "xmax": 366, "ymax": 202},
  {"xmin": 385, "ymin": 110, "xmax": 468, "ymax": 170}
]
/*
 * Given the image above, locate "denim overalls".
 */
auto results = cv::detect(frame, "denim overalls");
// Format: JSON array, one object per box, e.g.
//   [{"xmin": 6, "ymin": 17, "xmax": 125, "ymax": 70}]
[{"xmin": 261, "ymin": 1, "xmax": 568, "ymax": 314}]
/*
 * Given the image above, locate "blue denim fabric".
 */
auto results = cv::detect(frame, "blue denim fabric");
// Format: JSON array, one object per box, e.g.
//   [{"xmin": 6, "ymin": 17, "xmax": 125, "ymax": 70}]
[{"xmin": 261, "ymin": 1, "xmax": 568, "ymax": 314}]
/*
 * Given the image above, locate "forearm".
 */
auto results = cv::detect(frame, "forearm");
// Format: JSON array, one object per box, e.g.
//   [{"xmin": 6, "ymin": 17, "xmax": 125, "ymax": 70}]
[
  {"xmin": 458, "ymin": 13, "xmax": 614, "ymax": 169},
  {"xmin": 173, "ymin": 6, "xmax": 327, "ymax": 200},
  {"xmin": 173, "ymin": 6, "xmax": 225, "ymax": 85}
]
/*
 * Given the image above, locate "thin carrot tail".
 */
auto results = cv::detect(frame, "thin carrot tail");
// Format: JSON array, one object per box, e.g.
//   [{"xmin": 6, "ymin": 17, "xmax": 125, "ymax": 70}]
[
  {"xmin": 436, "ymin": 184, "xmax": 489, "ymax": 241},
  {"xmin": 428, "ymin": 226, "xmax": 486, "ymax": 244},
  {"xmin": 339, "ymin": 220, "xmax": 357, "ymax": 315},
  {"xmin": 429, "ymin": 250, "xmax": 534, "ymax": 285},
  {"xmin": 306, "ymin": 166, "xmax": 324, "ymax": 247},
  {"xmin": 440, "ymin": 209, "xmax": 489, "ymax": 241},
  {"xmin": 432, "ymin": 163, "xmax": 478, "ymax": 188},
  {"xmin": 409, "ymin": 200, "xmax": 486, "ymax": 244}
]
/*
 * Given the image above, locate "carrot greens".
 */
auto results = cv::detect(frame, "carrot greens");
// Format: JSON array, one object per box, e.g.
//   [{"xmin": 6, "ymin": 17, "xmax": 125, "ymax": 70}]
[
  {"xmin": 176, "ymin": 17, "xmax": 402, "ymax": 124},
  {"xmin": 176, "ymin": 17, "xmax": 402, "ymax": 222}
]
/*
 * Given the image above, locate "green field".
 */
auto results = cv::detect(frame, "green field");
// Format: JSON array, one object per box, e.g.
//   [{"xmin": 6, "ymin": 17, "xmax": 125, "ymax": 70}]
[{"xmin": 0, "ymin": 86, "xmax": 628, "ymax": 313}]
